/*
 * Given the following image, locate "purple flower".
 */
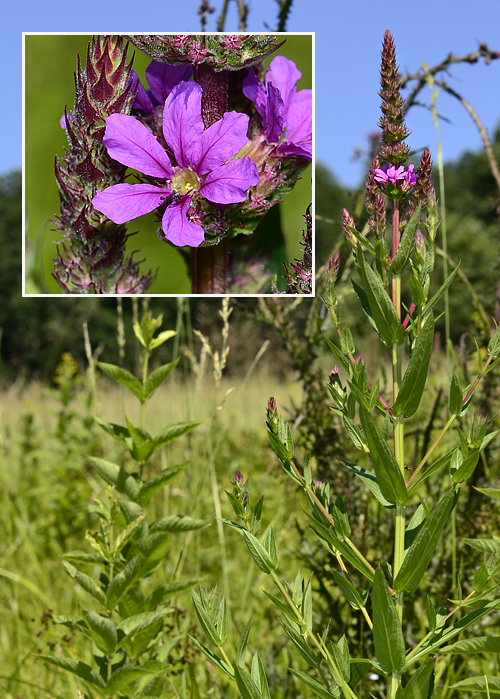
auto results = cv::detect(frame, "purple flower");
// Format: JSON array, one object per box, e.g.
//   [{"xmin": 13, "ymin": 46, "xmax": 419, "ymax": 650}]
[
  {"xmin": 92, "ymin": 81, "xmax": 260, "ymax": 247},
  {"xmin": 131, "ymin": 61, "xmax": 192, "ymax": 114},
  {"xmin": 374, "ymin": 162, "xmax": 418, "ymax": 187},
  {"xmin": 243, "ymin": 56, "xmax": 312, "ymax": 161}
]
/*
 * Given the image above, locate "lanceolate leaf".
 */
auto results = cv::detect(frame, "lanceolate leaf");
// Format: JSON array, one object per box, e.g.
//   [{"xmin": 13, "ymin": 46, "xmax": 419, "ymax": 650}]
[
  {"xmin": 87, "ymin": 456, "xmax": 141, "ymax": 503},
  {"xmin": 399, "ymin": 657, "xmax": 435, "ymax": 699},
  {"xmin": 278, "ymin": 618, "xmax": 320, "ymax": 668},
  {"xmin": 37, "ymin": 655, "xmax": 105, "ymax": 691},
  {"xmin": 150, "ymin": 514, "xmax": 210, "ymax": 533},
  {"xmin": 487, "ymin": 324, "xmax": 500, "ymax": 357},
  {"xmin": 105, "ymin": 661, "xmax": 168, "ymax": 694},
  {"xmin": 449, "ymin": 374, "xmax": 463, "ymax": 415},
  {"xmin": 234, "ymin": 665, "xmax": 260, "ymax": 699},
  {"xmin": 243, "ymin": 530, "xmax": 277, "ymax": 573},
  {"xmin": 84, "ymin": 610, "xmax": 118, "ymax": 655},
  {"xmin": 62, "ymin": 561, "xmax": 106, "ymax": 607},
  {"xmin": 138, "ymin": 461, "xmax": 190, "ymax": 506},
  {"xmin": 372, "ymin": 567, "xmax": 405, "ymax": 674},
  {"xmin": 289, "ymin": 669, "xmax": 338, "ymax": 699},
  {"xmin": 106, "ymin": 556, "xmax": 142, "ymax": 610},
  {"xmin": 236, "ymin": 617, "xmax": 252, "ymax": 668},
  {"xmin": 463, "ymin": 538, "xmax": 500, "ymax": 555},
  {"xmin": 473, "ymin": 487, "xmax": 500, "ymax": 501},
  {"xmin": 451, "ymin": 676, "xmax": 500, "ymax": 693},
  {"xmin": 126, "ymin": 418, "xmax": 155, "ymax": 462},
  {"xmin": 394, "ymin": 490, "xmax": 456, "ymax": 594},
  {"xmin": 339, "ymin": 459, "xmax": 395, "ymax": 508},
  {"xmin": 358, "ymin": 254, "xmax": 404, "ymax": 347},
  {"xmin": 391, "ymin": 205, "xmax": 422, "ymax": 275},
  {"xmin": 251, "ymin": 653, "xmax": 271, "ymax": 699},
  {"xmin": 331, "ymin": 570, "xmax": 365, "ymax": 610},
  {"xmin": 306, "ymin": 513, "xmax": 375, "ymax": 581},
  {"xmin": 188, "ymin": 635, "xmax": 234, "ymax": 679},
  {"xmin": 441, "ymin": 636, "xmax": 500, "ymax": 654},
  {"xmin": 97, "ymin": 361, "xmax": 144, "ymax": 401},
  {"xmin": 409, "ymin": 597, "xmax": 500, "ymax": 664},
  {"xmin": 393, "ymin": 314, "xmax": 434, "ymax": 418},
  {"xmin": 359, "ymin": 406, "xmax": 409, "ymax": 505},
  {"xmin": 422, "ymin": 265, "xmax": 460, "ymax": 320},
  {"xmin": 143, "ymin": 359, "xmax": 179, "ymax": 401},
  {"xmin": 323, "ymin": 333, "xmax": 352, "ymax": 375},
  {"xmin": 153, "ymin": 420, "xmax": 203, "ymax": 450}
]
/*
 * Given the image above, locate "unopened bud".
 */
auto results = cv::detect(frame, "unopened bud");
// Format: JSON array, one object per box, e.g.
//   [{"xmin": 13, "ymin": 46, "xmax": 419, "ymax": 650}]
[
  {"xmin": 414, "ymin": 229, "xmax": 426, "ymax": 265},
  {"xmin": 342, "ymin": 208, "xmax": 358, "ymax": 252}
]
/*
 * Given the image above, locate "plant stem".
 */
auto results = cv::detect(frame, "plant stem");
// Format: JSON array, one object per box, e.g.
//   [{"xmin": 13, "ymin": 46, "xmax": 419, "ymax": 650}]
[
  {"xmin": 391, "ymin": 199, "xmax": 405, "ymax": 697},
  {"xmin": 190, "ymin": 240, "xmax": 228, "ymax": 294},
  {"xmin": 270, "ymin": 571, "xmax": 358, "ymax": 699}
]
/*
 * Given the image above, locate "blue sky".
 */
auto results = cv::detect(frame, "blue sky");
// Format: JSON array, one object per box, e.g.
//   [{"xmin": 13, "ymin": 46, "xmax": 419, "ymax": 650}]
[{"xmin": 12, "ymin": 0, "xmax": 500, "ymax": 188}]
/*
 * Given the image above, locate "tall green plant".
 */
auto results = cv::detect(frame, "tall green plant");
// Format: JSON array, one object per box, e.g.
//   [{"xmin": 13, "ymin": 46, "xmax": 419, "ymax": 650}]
[
  {"xmin": 191, "ymin": 31, "xmax": 500, "ymax": 699},
  {"xmin": 39, "ymin": 311, "xmax": 207, "ymax": 699}
]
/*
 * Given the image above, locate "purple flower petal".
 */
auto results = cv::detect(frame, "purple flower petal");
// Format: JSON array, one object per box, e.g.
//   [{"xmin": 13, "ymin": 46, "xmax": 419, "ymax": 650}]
[
  {"xmin": 131, "ymin": 71, "xmax": 155, "ymax": 114},
  {"xmin": 161, "ymin": 194, "xmax": 205, "ymax": 247},
  {"xmin": 266, "ymin": 56, "xmax": 302, "ymax": 121},
  {"xmin": 192, "ymin": 111, "xmax": 250, "ymax": 174},
  {"xmin": 286, "ymin": 89, "xmax": 312, "ymax": 145},
  {"xmin": 92, "ymin": 183, "xmax": 168, "ymax": 224},
  {"xmin": 163, "ymin": 81, "xmax": 205, "ymax": 168},
  {"xmin": 277, "ymin": 141, "xmax": 312, "ymax": 162},
  {"xmin": 200, "ymin": 157, "xmax": 259, "ymax": 204},
  {"xmin": 242, "ymin": 67, "xmax": 267, "ymax": 119},
  {"xmin": 146, "ymin": 62, "xmax": 192, "ymax": 104},
  {"xmin": 265, "ymin": 84, "xmax": 285, "ymax": 143},
  {"xmin": 103, "ymin": 114, "xmax": 173, "ymax": 178}
]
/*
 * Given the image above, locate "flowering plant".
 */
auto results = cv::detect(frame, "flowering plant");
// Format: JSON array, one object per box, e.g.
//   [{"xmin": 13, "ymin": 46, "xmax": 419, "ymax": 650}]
[{"xmin": 46, "ymin": 34, "xmax": 312, "ymax": 294}]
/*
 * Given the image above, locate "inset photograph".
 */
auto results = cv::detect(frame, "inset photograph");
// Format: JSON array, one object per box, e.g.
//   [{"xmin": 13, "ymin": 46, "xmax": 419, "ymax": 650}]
[{"xmin": 24, "ymin": 33, "xmax": 313, "ymax": 295}]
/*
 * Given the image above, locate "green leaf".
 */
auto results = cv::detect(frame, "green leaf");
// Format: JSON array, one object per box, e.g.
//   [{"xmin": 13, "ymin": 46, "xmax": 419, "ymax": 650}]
[
  {"xmin": 451, "ymin": 676, "xmax": 500, "ymax": 693},
  {"xmin": 62, "ymin": 561, "xmax": 106, "ymax": 607},
  {"xmin": 399, "ymin": 657, "xmax": 434, "ymax": 699},
  {"xmin": 340, "ymin": 323, "xmax": 355, "ymax": 356},
  {"xmin": 93, "ymin": 416, "xmax": 130, "ymax": 450},
  {"xmin": 358, "ymin": 254, "xmax": 404, "ymax": 347},
  {"xmin": 441, "ymin": 636, "xmax": 500, "ymax": 654},
  {"xmin": 150, "ymin": 329, "xmax": 177, "ymax": 350},
  {"xmin": 329, "ymin": 635, "xmax": 350, "ymax": 682},
  {"xmin": 83, "ymin": 610, "xmax": 118, "ymax": 655},
  {"xmin": 262, "ymin": 590, "xmax": 305, "ymax": 628},
  {"xmin": 391, "ymin": 205, "xmax": 421, "ymax": 275},
  {"xmin": 278, "ymin": 618, "xmax": 320, "ymax": 668},
  {"xmin": 372, "ymin": 567, "xmax": 405, "ymax": 674},
  {"xmin": 144, "ymin": 359, "xmax": 179, "ymax": 401},
  {"xmin": 422, "ymin": 265, "xmax": 460, "ymax": 320},
  {"xmin": 251, "ymin": 653, "xmax": 271, "ymax": 699},
  {"xmin": 236, "ymin": 617, "xmax": 252, "ymax": 668},
  {"xmin": 306, "ymin": 513, "xmax": 375, "ymax": 581},
  {"xmin": 106, "ymin": 556, "xmax": 141, "ymax": 610},
  {"xmin": 463, "ymin": 538, "xmax": 500, "ymax": 555},
  {"xmin": 153, "ymin": 420, "xmax": 203, "ymax": 450},
  {"xmin": 267, "ymin": 431, "xmax": 294, "ymax": 462},
  {"xmin": 410, "ymin": 597, "xmax": 500, "ymax": 663},
  {"xmin": 323, "ymin": 333, "xmax": 353, "ymax": 376},
  {"xmin": 105, "ymin": 661, "xmax": 168, "ymax": 694},
  {"xmin": 473, "ymin": 564, "xmax": 490, "ymax": 592},
  {"xmin": 394, "ymin": 490, "xmax": 455, "ymax": 594},
  {"xmin": 393, "ymin": 314, "xmax": 434, "ymax": 418},
  {"xmin": 342, "ymin": 414, "xmax": 367, "ymax": 451},
  {"xmin": 359, "ymin": 406, "xmax": 409, "ymax": 505},
  {"xmin": 117, "ymin": 609, "xmax": 172, "ymax": 649},
  {"xmin": 146, "ymin": 578, "xmax": 201, "ymax": 607},
  {"xmin": 339, "ymin": 459, "xmax": 395, "ymax": 508},
  {"xmin": 37, "ymin": 655, "xmax": 105, "ymax": 690},
  {"xmin": 61, "ymin": 550, "xmax": 105, "ymax": 565},
  {"xmin": 97, "ymin": 361, "xmax": 144, "ymax": 402},
  {"xmin": 288, "ymin": 669, "xmax": 338, "ymax": 699},
  {"xmin": 474, "ymin": 487, "xmax": 500, "ymax": 501},
  {"xmin": 243, "ymin": 530, "xmax": 276, "ymax": 573},
  {"xmin": 331, "ymin": 570, "xmax": 365, "ymax": 610},
  {"xmin": 452, "ymin": 450, "xmax": 480, "ymax": 483},
  {"xmin": 191, "ymin": 589, "xmax": 219, "ymax": 646},
  {"xmin": 125, "ymin": 418, "xmax": 155, "ymax": 463},
  {"xmin": 449, "ymin": 374, "xmax": 463, "ymax": 415},
  {"xmin": 87, "ymin": 456, "xmax": 140, "ymax": 503},
  {"xmin": 488, "ymin": 325, "xmax": 500, "ymax": 356},
  {"xmin": 188, "ymin": 635, "xmax": 234, "ymax": 679},
  {"xmin": 138, "ymin": 461, "xmax": 190, "ymax": 506},
  {"xmin": 150, "ymin": 514, "xmax": 209, "ymax": 534},
  {"xmin": 114, "ymin": 515, "xmax": 145, "ymax": 556},
  {"xmin": 234, "ymin": 665, "xmax": 261, "ymax": 699},
  {"xmin": 263, "ymin": 527, "xmax": 278, "ymax": 569}
]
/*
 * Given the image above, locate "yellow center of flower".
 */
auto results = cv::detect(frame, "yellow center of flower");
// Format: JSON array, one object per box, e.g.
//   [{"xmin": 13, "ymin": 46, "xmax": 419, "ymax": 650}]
[{"xmin": 171, "ymin": 167, "xmax": 200, "ymax": 195}]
